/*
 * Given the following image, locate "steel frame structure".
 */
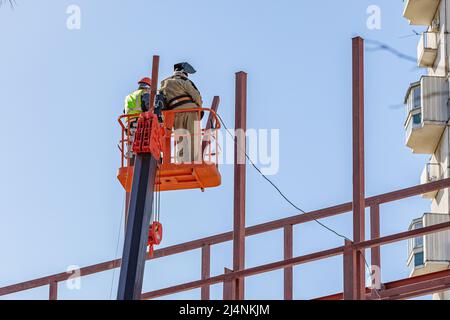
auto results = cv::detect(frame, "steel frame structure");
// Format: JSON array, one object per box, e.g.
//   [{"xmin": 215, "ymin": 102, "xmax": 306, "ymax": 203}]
[{"xmin": 2, "ymin": 37, "xmax": 450, "ymax": 300}]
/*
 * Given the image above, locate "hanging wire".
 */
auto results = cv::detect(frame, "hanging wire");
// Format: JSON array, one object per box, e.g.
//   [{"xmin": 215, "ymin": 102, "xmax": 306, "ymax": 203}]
[
  {"xmin": 109, "ymin": 184, "xmax": 127, "ymax": 300},
  {"xmin": 157, "ymin": 165, "xmax": 161, "ymax": 221},
  {"xmin": 217, "ymin": 113, "xmax": 386, "ymax": 298},
  {"xmin": 154, "ymin": 163, "xmax": 161, "ymax": 222},
  {"xmin": 216, "ymin": 113, "xmax": 384, "ymax": 298},
  {"xmin": 216, "ymin": 113, "xmax": 351, "ymax": 241},
  {"xmin": 109, "ymin": 121, "xmax": 131, "ymax": 300}
]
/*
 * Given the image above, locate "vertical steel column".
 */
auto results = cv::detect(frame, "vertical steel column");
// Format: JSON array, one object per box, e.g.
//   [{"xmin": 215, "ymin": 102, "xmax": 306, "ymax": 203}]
[
  {"xmin": 343, "ymin": 240, "xmax": 356, "ymax": 300},
  {"xmin": 117, "ymin": 154, "xmax": 158, "ymax": 300},
  {"xmin": 352, "ymin": 36, "xmax": 366, "ymax": 300},
  {"xmin": 233, "ymin": 71, "xmax": 247, "ymax": 300},
  {"xmin": 49, "ymin": 281, "xmax": 58, "ymax": 300},
  {"xmin": 284, "ymin": 225, "xmax": 293, "ymax": 300},
  {"xmin": 370, "ymin": 204, "xmax": 381, "ymax": 294},
  {"xmin": 202, "ymin": 96, "xmax": 221, "ymax": 153},
  {"xmin": 201, "ymin": 244, "xmax": 211, "ymax": 300},
  {"xmin": 223, "ymin": 268, "xmax": 236, "ymax": 300},
  {"xmin": 149, "ymin": 55, "xmax": 160, "ymax": 112}
]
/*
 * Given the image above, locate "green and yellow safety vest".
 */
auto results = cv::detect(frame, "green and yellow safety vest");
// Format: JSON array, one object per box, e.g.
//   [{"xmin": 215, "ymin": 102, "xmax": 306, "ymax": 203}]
[{"xmin": 124, "ymin": 89, "xmax": 147, "ymax": 116}]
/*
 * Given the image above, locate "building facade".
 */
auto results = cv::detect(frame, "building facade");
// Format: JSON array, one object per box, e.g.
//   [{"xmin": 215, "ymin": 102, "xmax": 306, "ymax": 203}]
[{"xmin": 403, "ymin": 0, "xmax": 450, "ymax": 300}]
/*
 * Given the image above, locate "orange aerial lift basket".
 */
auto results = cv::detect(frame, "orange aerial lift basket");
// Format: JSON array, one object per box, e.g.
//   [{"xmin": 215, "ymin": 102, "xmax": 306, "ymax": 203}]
[{"xmin": 117, "ymin": 107, "xmax": 222, "ymax": 192}]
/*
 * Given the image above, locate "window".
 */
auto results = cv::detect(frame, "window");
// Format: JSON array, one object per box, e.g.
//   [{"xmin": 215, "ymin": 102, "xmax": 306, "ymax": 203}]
[
  {"xmin": 415, "ymin": 233, "xmax": 423, "ymax": 247},
  {"xmin": 412, "ymin": 220, "xmax": 423, "ymax": 248},
  {"xmin": 414, "ymin": 252, "xmax": 424, "ymax": 267},
  {"xmin": 413, "ymin": 87, "xmax": 421, "ymax": 109},
  {"xmin": 413, "ymin": 113, "xmax": 422, "ymax": 125},
  {"xmin": 408, "ymin": 220, "xmax": 424, "ymax": 256}
]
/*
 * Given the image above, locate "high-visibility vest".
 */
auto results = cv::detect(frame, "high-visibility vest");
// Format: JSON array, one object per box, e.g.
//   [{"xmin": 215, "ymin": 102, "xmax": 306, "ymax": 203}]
[{"xmin": 124, "ymin": 89, "xmax": 146, "ymax": 116}]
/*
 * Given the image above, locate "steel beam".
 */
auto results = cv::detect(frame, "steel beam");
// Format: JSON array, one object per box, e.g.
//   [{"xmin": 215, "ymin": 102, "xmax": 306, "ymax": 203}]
[
  {"xmin": 149, "ymin": 56, "xmax": 160, "ymax": 112},
  {"xmin": 284, "ymin": 225, "xmax": 293, "ymax": 300},
  {"xmin": 141, "ymin": 220, "xmax": 450, "ymax": 299},
  {"xmin": 343, "ymin": 240, "xmax": 356, "ymax": 300},
  {"xmin": 381, "ymin": 277, "xmax": 450, "ymax": 300},
  {"xmin": 49, "ymin": 281, "xmax": 57, "ymax": 300},
  {"xmin": 352, "ymin": 36, "xmax": 366, "ymax": 300},
  {"xmin": 4, "ymin": 178, "xmax": 450, "ymax": 298},
  {"xmin": 201, "ymin": 244, "xmax": 211, "ymax": 300},
  {"xmin": 117, "ymin": 154, "xmax": 158, "ymax": 300},
  {"xmin": 223, "ymin": 268, "xmax": 236, "ymax": 300},
  {"xmin": 141, "ymin": 246, "xmax": 345, "ymax": 299},
  {"xmin": 317, "ymin": 268, "xmax": 450, "ymax": 300},
  {"xmin": 202, "ymin": 96, "xmax": 220, "ymax": 153},
  {"xmin": 233, "ymin": 71, "xmax": 247, "ymax": 300},
  {"xmin": 354, "ymin": 221, "xmax": 450, "ymax": 250},
  {"xmin": 370, "ymin": 204, "xmax": 381, "ymax": 290}
]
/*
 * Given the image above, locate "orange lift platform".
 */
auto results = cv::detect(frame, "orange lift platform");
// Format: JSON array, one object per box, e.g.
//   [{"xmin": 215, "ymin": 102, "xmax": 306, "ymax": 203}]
[
  {"xmin": 117, "ymin": 85, "xmax": 222, "ymax": 193},
  {"xmin": 117, "ymin": 106, "xmax": 222, "ymax": 192}
]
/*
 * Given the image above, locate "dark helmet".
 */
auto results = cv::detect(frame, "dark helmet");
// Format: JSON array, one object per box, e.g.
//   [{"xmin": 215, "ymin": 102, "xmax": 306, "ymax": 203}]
[{"xmin": 174, "ymin": 62, "xmax": 196, "ymax": 74}]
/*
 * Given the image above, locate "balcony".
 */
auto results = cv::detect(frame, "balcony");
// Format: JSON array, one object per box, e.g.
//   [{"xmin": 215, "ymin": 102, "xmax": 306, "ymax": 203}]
[
  {"xmin": 420, "ymin": 163, "xmax": 442, "ymax": 198},
  {"xmin": 417, "ymin": 32, "xmax": 438, "ymax": 67},
  {"xmin": 407, "ymin": 214, "xmax": 450, "ymax": 277},
  {"xmin": 403, "ymin": 0, "xmax": 440, "ymax": 25},
  {"xmin": 404, "ymin": 76, "xmax": 448, "ymax": 154}
]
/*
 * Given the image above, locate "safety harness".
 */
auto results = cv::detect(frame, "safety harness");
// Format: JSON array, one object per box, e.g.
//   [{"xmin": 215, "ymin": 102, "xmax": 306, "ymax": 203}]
[
  {"xmin": 166, "ymin": 94, "xmax": 194, "ymax": 109},
  {"xmin": 161, "ymin": 75, "xmax": 199, "ymax": 110}
]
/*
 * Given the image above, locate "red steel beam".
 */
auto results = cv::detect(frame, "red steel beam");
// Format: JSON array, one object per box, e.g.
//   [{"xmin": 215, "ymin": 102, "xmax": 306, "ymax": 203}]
[
  {"xmin": 223, "ymin": 268, "xmax": 235, "ymax": 300},
  {"xmin": 354, "ymin": 221, "xmax": 450, "ymax": 250},
  {"xmin": 352, "ymin": 36, "xmax": 366, "ymax": 300},
  {"xmin": 49, "ymin": 281, "xmax": 57, "ymax": 300},
  {"xmin": 381, "ymin": 276, "xmax": 450, "ymax": 300},
  {"xmin": 149, "ymin": 55, "xmax": 159, "ymax": 111},
  {"xmin": 233, "ymin": 71, "xmax": 247, "ymax": 300},
  {"xmin": 284, "ymin": 225, "xmax": 293, "ymax": 300},
  {"xmin": 141, "ymin": 246, "xmax": 345, "ymax": 299},
  {"xmin": 201, "ymin": 244, "xmax": 211, "ymax": 300},
  {"xmin": 141, "ymin": 221, "xmax": 450, "ymax": 299},
  {"xmin": 343, "ymin": 240, "xmax": 356, "ymax": 300},
  {"xmin": 4, "ymin": 219, "xmax": 450, "ymax": 300},
  {"xmin": 370, "ymin": 205, "xmax": 381, "ymax": 270},
  {"xmin": 3, "ymin": 178, "xmax": 450, "ymax": 298},
  {"xmin": 317, "ymin": 268, "xmax": 450, "ymax": 300},
  {"xmin": 202, "ymin": 96, "xmax": 220, "ymax": 153},
  {"xmin": 0, "ymin": 259, "xmax": 121, "ymax": 297},
  {"xmin": 385, "ymin": 268, "xmax": 450, "ymax": 290}
]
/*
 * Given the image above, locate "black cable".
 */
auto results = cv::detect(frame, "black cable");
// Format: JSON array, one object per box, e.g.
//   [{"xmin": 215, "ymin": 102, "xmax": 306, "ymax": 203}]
[
  {"xmin": 109, "ymin": 186, "xmax": 126, "ymax": 300},
  {"xmin": 216, "ymin": 114, "xmax": 386, "ymax": 297},
  {"xmin": 216, "ymin": 113, "xmax": 351, "ymax": 242},
  {"xmin": 157, "ymin": 165, "xmax": 161, "ymax": 221}
]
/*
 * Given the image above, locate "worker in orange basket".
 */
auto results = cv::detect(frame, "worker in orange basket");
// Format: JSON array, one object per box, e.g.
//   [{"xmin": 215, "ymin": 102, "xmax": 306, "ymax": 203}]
[
  {"xmin": 123, "ymin": 77, "xmax": 152, "ymax": 165},
  {"xmin": 159, "ymin": 62, "xmax": 203, "ymax": 164}
]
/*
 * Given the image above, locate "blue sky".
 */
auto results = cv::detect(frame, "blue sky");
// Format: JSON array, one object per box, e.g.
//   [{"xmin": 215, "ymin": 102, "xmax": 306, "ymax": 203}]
[{"xmin": 0, "ymin": 0, "xmax": 432, "ymax": 299}]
